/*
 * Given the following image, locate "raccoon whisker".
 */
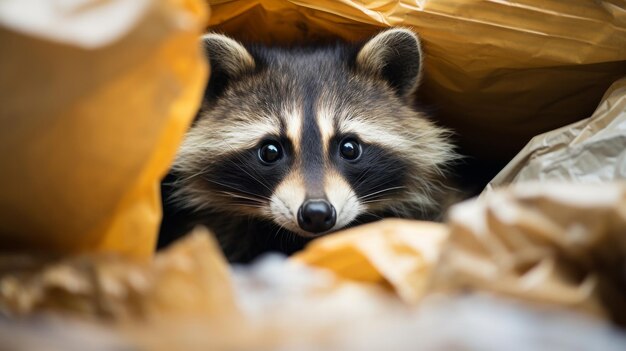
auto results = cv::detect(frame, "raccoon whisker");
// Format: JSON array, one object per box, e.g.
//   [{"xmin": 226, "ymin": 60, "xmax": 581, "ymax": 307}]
[
  {"xmin": 273, "ymin": 225, "xmax": 282, "ymax": 240},
  {"xmin": 347, "ymin": 211, "xmax": 383, "ymax": 228},
  {"xmin": 289, "ymin": 230, "xmax": 297, "ymax": 246},
  {"xmin": 226, "ymin": 204, "xmax": 266, "ymax": 211},
  {"xmin": 225, "ymin": 203, "xmax": 266, "ymax": 209},
  {"xmin": 170, "ymin": 171, "xmax": 200, "ymax": 185},
  {"xmin": 352, "ymin": 167, "xmax": 374, "ymax": 189},
  {"xmin": 215, "ymin": 199, "xmax": 267, "ymax": 208},
  {"xmin": 350, "ymin": 152, "xmax": 396, "ymax": 190},
  {"xmin": 352, "ymin": 159, "xmax": 391, "ymax": 190},
  {"xmin": 213, "ymin": 194, "xmax": 268, "ymax": 206},
  {"xmin": 221, "ymin": 143, "xmax": 274, "ymax": 193},
  {"xmin": 174, "ymin": 163, "xmax": 214, "ymax": 183},
  {"xmin": 216, "ymin": 191, "xmax": 268, "ymax": 204},
  {"xmin": 222, "ymin": 198, "xmax": 266, "ymax": 206},
  {"xmin": 350, "ymin": 164, "xmax": 405, "ymax": 198},
  {"xmin": 360, "ymin": 191, "xmax": 401, "ymax": 202},
  {"xmin": 359, "ymin": 211, "xmax": 384, "ymax": 220},
  {"xmin": 205, "ymin": 179, "xmax": 273, "ymax": 201},
  {"xmin": 226, "ymin": 160, "xmax": 273, "ymax": 194},
  {"xmin": 215, "ymin": 189, "xmax": 264, "ymax": 199},
  {"xmin": 276, "ymin": 226, "xmax": 287, "ymax": 246},
  {"xmin": 273, "ymin": 223, "xmax": 290, "ymax": 251},
  {"xmin": 361, "ymin": 198, "xmax": 394, "ymax": 205},
  {"xmin": 345, "ymin": 179, "xmax": 394, "ymax": 204},
  {"xmin": 360, "ymin": 186, "xmax": 407, "ymax": 200}
]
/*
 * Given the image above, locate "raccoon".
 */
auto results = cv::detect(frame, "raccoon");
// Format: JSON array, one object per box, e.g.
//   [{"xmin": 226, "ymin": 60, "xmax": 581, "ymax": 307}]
[{"xmin": 159, "ymin": 28, "xmax": 458, "ymax": 262}]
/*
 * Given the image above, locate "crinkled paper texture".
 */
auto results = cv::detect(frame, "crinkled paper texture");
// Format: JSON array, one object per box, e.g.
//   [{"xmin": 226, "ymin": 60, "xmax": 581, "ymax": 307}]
[
  {"xmin": 0, "ymin": 0, "xmax": 208, "ymax": 258},
  {"xmin": 0, "ymin": 228, "xmax": 237, "ymax": 321},
  {"xmin": 294, "ymin": 219, "xmax": 448, "ymax": 304},
  {"xmin": 295, "ymin": 182, "xmax": 626, "ymax": 324},
  {"xmin": 439, "ymin": 182, "xmax": 626, "ymax": 323},
  {"xmin": 485, "ymin": 77, "xmax": 626, "ymax": 188},
  {"xmin": 4, "ymin": 245, "xmax": 626, "ymax": 351}
]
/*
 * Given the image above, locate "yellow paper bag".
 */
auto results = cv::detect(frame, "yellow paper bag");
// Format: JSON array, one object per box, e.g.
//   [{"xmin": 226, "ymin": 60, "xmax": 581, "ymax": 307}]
[{"xmin": 0, "ymin": 0, "xmax": 208, "ymax": 258}]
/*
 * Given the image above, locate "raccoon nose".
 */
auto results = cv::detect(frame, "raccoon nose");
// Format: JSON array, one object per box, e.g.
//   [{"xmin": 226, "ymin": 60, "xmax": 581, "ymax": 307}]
[{"xmin": 297, "ymin": 200, "xmax": 336, "ymax": 234}]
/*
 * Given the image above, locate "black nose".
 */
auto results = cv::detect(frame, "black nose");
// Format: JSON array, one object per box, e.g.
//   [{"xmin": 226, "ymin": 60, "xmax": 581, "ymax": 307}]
[{"xmin": 297, "ymin": 200, "xmax": 336, "ymax": 234}]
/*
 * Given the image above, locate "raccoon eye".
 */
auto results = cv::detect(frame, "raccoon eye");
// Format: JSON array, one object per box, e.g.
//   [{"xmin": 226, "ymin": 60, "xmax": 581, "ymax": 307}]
[
  {"xmin": 339, "ymin": 138, "xmax": 361, "ymax": 161},
  {"xmin": 258, "ymin": 141, "xmax": 282, "ymax": 164}
]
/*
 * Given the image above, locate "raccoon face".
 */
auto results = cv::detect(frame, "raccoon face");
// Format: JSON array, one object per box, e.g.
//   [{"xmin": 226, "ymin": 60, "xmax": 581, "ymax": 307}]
[{"xmin": 171, "ymin": 28, "xmax": 455, "ymax": 238}]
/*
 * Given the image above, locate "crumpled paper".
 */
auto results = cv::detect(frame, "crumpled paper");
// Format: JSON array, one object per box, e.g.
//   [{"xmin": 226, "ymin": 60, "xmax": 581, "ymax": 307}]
[
  {"xmin": 0, "ymin": 0, "xmax": 208, "ymax": 258},
  {"xmin": 295, "ymin": 182, "xmax": 626, "ymax": 324},
  {"xmin": 294, "ymin": 219, "xmax": 448, "ymax": 304},
  {"xmin": 0, "ymin": 228, "xmax": 237, "ymax": 321},
  {"xmin": 122, "ymin": 259, "xmax": 626, "ymax": 351},
  {"xmin": 0, "ymin": 228, "xmax": 236, "ymax": 321},
  {"xmin": 439, "ymin": 182, "xmax": 626, "ymax": 323},
  {"xmin": 3, "ymin": 244, "xmax": 626, "ymax": 351},
  {"xmin": 485, "ymin": 77, "xmax": 626, "ymax": 188},
  {"xmin": 206, "ymin": 0, "xmax": 626, "ymax": 161}
]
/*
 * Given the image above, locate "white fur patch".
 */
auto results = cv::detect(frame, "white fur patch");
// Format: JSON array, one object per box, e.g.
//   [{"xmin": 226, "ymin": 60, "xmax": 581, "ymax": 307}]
[
  {"xmin": 175, "ymin": 113, "xmax": 280, "ymax": 170},
  {"xmin": 269, "ymin": 168, "xmax": 363, "ymax": 236},
  {"xmin": 316, "ymin": 105, "xmax": 335, "ymax": 154},
  {"xmin": 284, "ymin": 105, "xmax": 302, "ymax": 152},
  {"xmin": 325, "ymin": 170, "xmax": 362, "ymax": 231},
  {"xmin": 269, "ymin": 170, "xmax": 306, "ymax": 234},
  {"xmin": 337, "ymin": 117, "xmax": 411, "ymax": 151}
]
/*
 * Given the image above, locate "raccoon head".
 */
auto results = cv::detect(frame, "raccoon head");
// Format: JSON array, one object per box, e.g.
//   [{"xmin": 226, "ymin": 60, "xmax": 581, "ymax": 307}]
[{"xmin": 171, "ymin": 28, "xmax": 456, "ymax": 238}]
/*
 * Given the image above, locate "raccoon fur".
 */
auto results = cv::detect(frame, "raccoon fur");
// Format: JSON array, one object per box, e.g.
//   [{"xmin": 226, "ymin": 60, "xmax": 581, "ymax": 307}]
[{"xmin": 159, "ymin": 28, "xmax": 458, "ymax": 262}]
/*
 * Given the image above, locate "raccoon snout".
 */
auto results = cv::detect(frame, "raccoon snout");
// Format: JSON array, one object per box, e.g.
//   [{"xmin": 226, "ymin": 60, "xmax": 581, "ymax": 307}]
[{"xmin": 297, "ymin": 199, "xmax": 336, "ymax": 234}]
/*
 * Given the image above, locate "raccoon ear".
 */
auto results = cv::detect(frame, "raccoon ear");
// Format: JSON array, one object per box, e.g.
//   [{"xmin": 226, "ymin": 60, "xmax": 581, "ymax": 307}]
[
  {"xmin": 201, "ymin": 33, "xmax": 255, "ymax": 98},
  {"xmin": 355, "ymin": 28, "xmax": 423, "ymax": 98}
]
